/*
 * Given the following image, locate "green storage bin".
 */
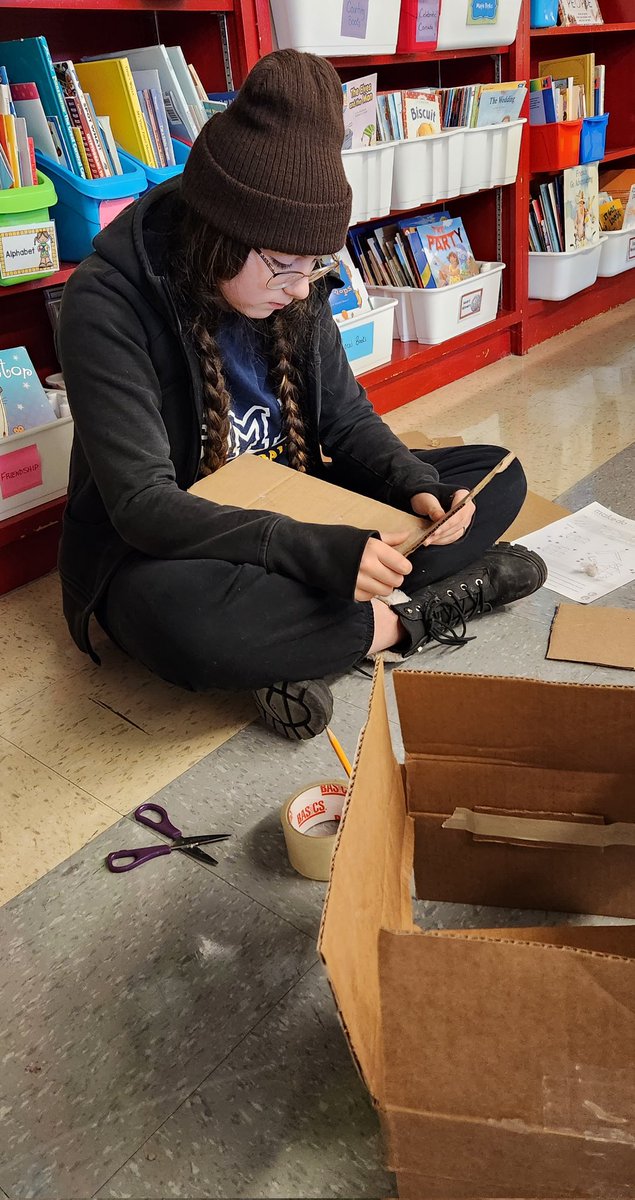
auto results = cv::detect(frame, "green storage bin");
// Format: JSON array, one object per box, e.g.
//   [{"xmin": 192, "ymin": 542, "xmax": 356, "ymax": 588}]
[{"xmin": 0, "ymin": 170, "xmax": 58, "ymax": 286}]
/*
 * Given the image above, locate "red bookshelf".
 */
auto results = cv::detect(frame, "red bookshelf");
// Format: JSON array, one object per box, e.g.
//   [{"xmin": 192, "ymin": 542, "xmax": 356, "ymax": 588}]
[{"xmin": 1, "ymin": 0, "xmax": 634, "ymax": 592}]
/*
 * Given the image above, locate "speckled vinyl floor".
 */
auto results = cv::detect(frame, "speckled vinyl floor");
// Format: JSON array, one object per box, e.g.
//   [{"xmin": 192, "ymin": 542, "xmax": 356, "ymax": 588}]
[{"xmin": 1, "ymin": 306, "xmax": 634, "ymax": 1199}]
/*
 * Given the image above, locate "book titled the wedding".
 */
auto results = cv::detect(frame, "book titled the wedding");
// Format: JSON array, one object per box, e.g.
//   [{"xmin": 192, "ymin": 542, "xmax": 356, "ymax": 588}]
[{"xmin": 0, "ymin": 347, "xmax": 57, "ymax": 438}]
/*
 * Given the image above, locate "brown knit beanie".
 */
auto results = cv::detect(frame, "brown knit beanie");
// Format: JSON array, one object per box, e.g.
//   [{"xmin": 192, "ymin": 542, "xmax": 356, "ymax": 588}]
[{"xmin": 180, "ymin": 49, "xmax": 352, "ymax": 256}]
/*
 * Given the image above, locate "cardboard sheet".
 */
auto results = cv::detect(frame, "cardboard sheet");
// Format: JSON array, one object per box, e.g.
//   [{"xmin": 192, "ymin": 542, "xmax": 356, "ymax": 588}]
[{"xmin": 547, "ymin": 603, "xmax": 635, "ymax": 670}]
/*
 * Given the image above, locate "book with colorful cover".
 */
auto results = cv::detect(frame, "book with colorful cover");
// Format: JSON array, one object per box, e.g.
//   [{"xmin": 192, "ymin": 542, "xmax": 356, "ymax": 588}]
[
  {"xmin": 329, "ymin": 246, "xmax": 371, "ymax": 320},
  {"xmin": 131, "ymin": 68, "xmax": 175, "ymax": 166},
  {"xmin": 0, "ymin": 36, "xmax": 86, "ymax": 177},
  {"xmin": 0, "ymin": 346, "xmax": 57, "ymax": 438},
  {"xmin": 341, "ymin": 73, "xmax": 377, "ymax": 149},
  {"xmin": 558, "ymin": 0, "xmax": 603, "ymax": 26},
  {"xmin": 539, "ymin": 52, "xmax": 595, "ymax": 115},
  {"xmin": 475, "ymin": 81, "xmax": 527, "ymax": 127},
  {"xmin": 75, "ymin": 57, "xmax": 158, "ymax": 166},
  {"xmin": 562, "ymin": 162, "xmax": 600, "ymax": 250},
  {"xmin": 417, "ymin": 217, "xmax": 479, "ymax": 287},
  {"xmin": 401, "ymin": 89, "xmax": 441, "ymax": 138}
]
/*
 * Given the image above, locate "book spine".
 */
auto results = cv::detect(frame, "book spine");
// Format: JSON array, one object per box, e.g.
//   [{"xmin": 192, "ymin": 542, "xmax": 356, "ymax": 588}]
[
  {"xmin": 71, "ymin": 125, "xmax": 92, "ymax": 178},
  {"xmin": 27, "ymin": 135, "xmax": 37, "ymax": 185},
  {"xmin": 65, "ymin": 94, "xmax": 101, "ymax": 178},
  {"xmin": 118, "ymin": 58, "xmax": 158, "ymax": 167},
  {"xmin": 148, "ymin": 87, "xmax": 175, "ymax": 166},
  {"xmin": 42, "ymin": 46, "xmax": 86, "ymax": 178},
  {"xmin": 142, "ymin": 89, "xmax": 166, "ymax": 167}
]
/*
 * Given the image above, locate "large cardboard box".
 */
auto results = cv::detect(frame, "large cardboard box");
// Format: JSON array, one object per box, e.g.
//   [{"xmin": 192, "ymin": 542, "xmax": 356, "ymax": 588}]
[{"xmin": 319, "ymin": 662, "xmax": 635, "ymax": 1200}]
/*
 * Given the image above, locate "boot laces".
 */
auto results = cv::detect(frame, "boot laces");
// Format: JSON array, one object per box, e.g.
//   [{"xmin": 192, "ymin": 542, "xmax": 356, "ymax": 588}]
[
  {"xmin": 417, "ymin": 594, "xmax": 475, "ymax": 648},
  {"xmin": 444, "ymin": 578, "xmax": 491, "ymax": 621}
]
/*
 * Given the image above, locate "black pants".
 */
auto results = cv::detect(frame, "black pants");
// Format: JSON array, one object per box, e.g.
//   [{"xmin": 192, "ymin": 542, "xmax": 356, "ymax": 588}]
[{"xmin": 101, "ymin": 445, "xmax": 526, "ymax": 692}]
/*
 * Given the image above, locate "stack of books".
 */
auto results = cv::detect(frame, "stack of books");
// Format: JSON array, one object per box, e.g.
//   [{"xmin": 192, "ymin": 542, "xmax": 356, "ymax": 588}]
[
  {"xmin": 376, "ymin": 81, "xmax": 526, "ymax": 141},
  {"xmin": 529, "ymin": 53, "xmax": 604, "ymax": 125},
  {"xmin": 529, "ymin": 162, "xmax": 600, "ymax": 252},
  {"xmin": 0, "ymin": 67, "xmax": 37, "ymax": 188},
  {"xmin": 0, "ymin": 35, "xmax": 210, "ymax": 181},
  {"xmin": 349, "ymin": 212, "xmax": 480, "ymax": 290}
]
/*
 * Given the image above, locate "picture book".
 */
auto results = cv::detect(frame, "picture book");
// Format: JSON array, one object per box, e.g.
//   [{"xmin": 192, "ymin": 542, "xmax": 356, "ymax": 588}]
[
  {"xmin": 0, "ymin": 347, "xmax": 57, "ymax": 437},
  {"xmin": 401, "ymin": 90, "xmax": 441, "ymax": 138},
  {"xmin": 529, "ymin": 76, "xmax": 557, "ymax": 125},
  {"xmin": 558, "ymin": 0, "xmax": 603, "ymax": 25},
  {"xmin": 329, "ymin": 246, "xmax": 371, "ymax": 321},
  {"xmin": 417, "ymin": 217, "xmax": 479, "ymax": 287},
  {"xmin": 342, "ymin": 73, "xmax": 377, "ymax": 149},
  {"xmin": 10, "ymin": 82, "xmax": 59, "ymax": 161},
  {"xmin": 539, "ymin": 52, "xmax": 595, "ymax": 114},
  {"xmin": 165, "ymin": 46, "xmax": 207, "ymax": 134},
  {"xmin": 54, "ymin": 60, "xmax": 110, "ymax": 178},
  {"xmin": 475, "ymin": 81, "xmax": 527, "ymax": 127},
  {"xmin": 562, "ymin": 162, "xmax": 600, "ymax": 250},
  {"xmin": 82, "ymin": 45, "xmax": 198, "ymax": 143},
  {"xmin": 599, "ymin": 197, "xmax": 624, "ymax": 232},
  {"xmin": 75, "ymin": 57, "xmax": 157, "ymax": 167},
  {"xmin": 0, "ymin": 36, "xmax": 86, "ymax": 177},
  {"xmin": 624, "ymin": 185, "xmax": 635, "ymax": 231}
]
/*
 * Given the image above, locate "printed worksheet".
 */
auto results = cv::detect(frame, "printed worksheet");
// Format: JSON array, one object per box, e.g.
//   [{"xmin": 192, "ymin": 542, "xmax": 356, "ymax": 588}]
[{"xmin": 516, "ymin": 502, "xmax": 635, "ymax": 603}]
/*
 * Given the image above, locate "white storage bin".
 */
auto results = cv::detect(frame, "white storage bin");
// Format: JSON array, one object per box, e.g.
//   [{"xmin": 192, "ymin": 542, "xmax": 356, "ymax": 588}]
[
  {"xmin": 529, "ymin": 239, "xmax": 606, "ymax": 301},
  {"xmin": 436, "ymin": 0, "xmax": 522, "ymax": 50},
  {"xmin": 391, "ymin": 130, "xmax": 464, "ymax": 211},
  {"xmin": 270, "ymin": 0, "xmax": 400, "ymax": 56},
  {"xmin": 460, "ymin": 119, "xmax": 525, "ymax": 194},
  {"xmin": 336, "ymin": 296, "xmax": 397, "ymax": 376},
  {"xmin": 597, "ymin": 227, "xmax": 635, "ymax": 278},
  {"xmin": 367, "ymin": 262, "xmax": 505, "ymax": 346},
  {"xmin": 0, "ymin": 416, "xmax": 72, "ymax": 518},
  {"xmin": 343, "ymin": 142, "xmax": 395, "ymax": 225}
]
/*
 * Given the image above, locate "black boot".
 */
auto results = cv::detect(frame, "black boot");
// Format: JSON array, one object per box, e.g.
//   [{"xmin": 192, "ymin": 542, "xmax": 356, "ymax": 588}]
[
  {"xmin": 390, "ymin": 542, "xmax": 548, "ymax": 658},
  {"xmin": 252, "ymin": 678, "xmax": 334, "ymax": 740}
]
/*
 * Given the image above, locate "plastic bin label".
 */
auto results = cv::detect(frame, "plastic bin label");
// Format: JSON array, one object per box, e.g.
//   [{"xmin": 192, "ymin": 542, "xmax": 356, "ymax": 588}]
[
  {"xmin": 417, "ymin": 0, "xmax": 440, "ymax": 43},
  {"xmin": 467, "ymin": 0, "xmax": 499, "ymax": 24},
  {"xmin": 628, "ymin": 237, "xmax": 635, "ymax": 262},
  {"xmin": 458, "ymin": 287, "xmax": 483, "ymax": 320},
  {"xmin": 0, "ymin": 442, "xmax": 42, "ymax": 499},
  {"xmin": 341, "ymin": 320, "xmax": 374, "ymax": 362},
  {"xmin": 0, "ymin": 221, "xmax": 58, "ymax": 282},
  {"xmin": 341, "ymin": 0, "xmax": 369, "ymax": 38}
]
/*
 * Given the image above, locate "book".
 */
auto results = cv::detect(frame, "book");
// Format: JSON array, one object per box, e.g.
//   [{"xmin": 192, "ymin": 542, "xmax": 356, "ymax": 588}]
[
  {"xmin": 401, "ymin": 89, "xmax": 441, "ymax": 138},
  {"xmin": 0, "ymin": 36, "xmax": 86, "ymax": 177},
  {"xmin": 558, "ymin": 0, "xmax": 603, "ymax": 25},
  {"xmin": 539, "ymin": 52, "xmax": 595, "ymax": 116},
  {"xmin": 624, "ymin": 184, "xmax": 635, "ymax": 231},
  {"xmin": 341, "ymin": 73, "xmax": 377, "ymax": 149},
  {"xmin": 0, "ymin": 140, "xmax": 13, "ymax": 188},
  {"xmin": 562, "ymin": 162, "xmax": 600, "ymax": 250},
  {"xmin": 0, "ymin": 346, "xmax": 57, "ymax": 437},
  {"xmin": 0, "ymin": 113, "xmax": 20, "ymax": 188},
  {"xmin": 599, "ymin": 197, "xmax": 624, "ymax": 231},
  {"xmin": 54, "ymin": 61, "xmax": 110, "ymax": 177},
  {"xmin": 165, "ymin": 46, "xmax": 207, "ymax": 133},
  {"xmin": 75, "ymin": 57, "xmax": 157, "ymax": 167},
  {"xmin": 594, "ymin": 64, "xmax": 605, "ymax": 116},
  {"xmin": 131, "ymin": 68, "xmax": 175, "ymax": 166},
  {"xmin": 417, "ymin": 217, "xmax": 479, "ymax": 287},
  {"xmin": 46, "ymin": 114, "xmax": 71, "ymax": 170},
  {"xmin": 329, "ymin": 246, "xmax": 371, "ymax": 321},
  {"xmin": 10, "ymin": 82, "xmax": 59, "ymax": 161},
  {"xmin": 475, "ymin": 82, "xmax": 527, "ymax": 127},
  {"xmin": 83, "ymin": 45, "xmax": 198, "ymax": 143},
  {"xmin": 96, "ymin": 114, "xmax": 123, "ymax": 175},
  {"xmin": 14, "ymin": 114, "xmax": 34, "ymax": 185}
]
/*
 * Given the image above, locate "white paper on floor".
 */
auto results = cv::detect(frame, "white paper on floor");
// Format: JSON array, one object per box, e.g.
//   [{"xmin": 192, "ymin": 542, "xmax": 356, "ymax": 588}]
[{"xmin": 516, "ymin": 502, "xmax": 635, "ymax": 603}]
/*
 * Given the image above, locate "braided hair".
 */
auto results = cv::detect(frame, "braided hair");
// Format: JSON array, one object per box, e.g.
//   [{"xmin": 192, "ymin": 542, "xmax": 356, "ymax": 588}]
[{"xmin": 169, "ymin": 199, "xmax": 315, "ymax": 476}]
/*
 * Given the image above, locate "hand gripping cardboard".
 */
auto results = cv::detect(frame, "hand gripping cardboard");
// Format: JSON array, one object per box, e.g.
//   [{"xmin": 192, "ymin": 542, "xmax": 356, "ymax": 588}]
[{"xmin": 318, "ymin": 661, "xmax": 635, "ymax": 1200}]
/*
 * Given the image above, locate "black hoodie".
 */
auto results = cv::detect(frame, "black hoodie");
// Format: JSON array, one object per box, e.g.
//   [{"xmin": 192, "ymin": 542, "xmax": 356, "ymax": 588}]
[{"xmin": 57, "ymin": 178, "xmax": 451, "ymax": 660}]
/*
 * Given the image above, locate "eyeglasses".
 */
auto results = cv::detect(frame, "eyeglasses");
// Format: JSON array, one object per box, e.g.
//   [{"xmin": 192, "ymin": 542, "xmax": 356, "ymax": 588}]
[{"xmin": 256, "ymin": 249, "xmax": 340, "ymax": 291}]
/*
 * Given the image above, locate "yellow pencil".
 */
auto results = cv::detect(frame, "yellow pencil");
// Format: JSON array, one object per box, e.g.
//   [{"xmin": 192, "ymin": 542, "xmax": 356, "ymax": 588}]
[{"xmin": 326, "ymin": 727, "xmax": 352, "ymax": 778}]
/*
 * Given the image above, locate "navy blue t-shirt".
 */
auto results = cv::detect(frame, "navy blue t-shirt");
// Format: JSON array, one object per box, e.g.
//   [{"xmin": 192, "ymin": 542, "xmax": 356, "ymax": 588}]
[{"xmin": 215, "ymin": 314, "xmax": 288, "ymax": 466}]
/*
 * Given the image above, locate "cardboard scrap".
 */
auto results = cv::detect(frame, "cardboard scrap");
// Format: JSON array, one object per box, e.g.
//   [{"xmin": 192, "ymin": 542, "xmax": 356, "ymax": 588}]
[{"xmin": 548, "ymin": 603, "xmax": 635, "ymax": 671}]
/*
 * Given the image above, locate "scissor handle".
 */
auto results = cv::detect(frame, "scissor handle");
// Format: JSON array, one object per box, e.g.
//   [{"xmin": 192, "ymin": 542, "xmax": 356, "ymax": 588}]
[
  {"xmin": 134, "ymin": 802, "xmax": 182, "ymax": 840},
  {"xmin": 106, "ymin": 845, "xmax": 171, "ymax": 873}
]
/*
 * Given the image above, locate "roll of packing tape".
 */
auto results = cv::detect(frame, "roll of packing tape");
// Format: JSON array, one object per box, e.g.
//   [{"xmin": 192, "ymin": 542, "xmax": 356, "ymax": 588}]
[{"xmin": 281, "ymin": 780, "xmax": 349, "ymax": 881}]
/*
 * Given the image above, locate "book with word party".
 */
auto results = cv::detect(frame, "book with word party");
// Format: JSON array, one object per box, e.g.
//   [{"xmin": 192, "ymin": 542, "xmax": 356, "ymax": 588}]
[
  {"xmin": 0, "ymin": 347, "xmax": 57, "ymax": 438},
  {"xmin": 417, "ymin": 217, "xmax": 479, "ymax": 288}
]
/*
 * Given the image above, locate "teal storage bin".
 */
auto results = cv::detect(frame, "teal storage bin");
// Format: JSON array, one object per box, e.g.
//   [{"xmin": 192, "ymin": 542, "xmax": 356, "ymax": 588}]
[
  {"xmin": 34, "ymin": 151, "xmax": 146, "ymax": 262},
  {"xmin": 117, "ymin": 139, "xmax": 190, "ymax": 194},
  {"xmin": 530, "ymin": 0, "xmax": 558, "ymax": 25},
  {"xmin": 580, "ymin": 113, "xmax": 609, "ymax": 163}
]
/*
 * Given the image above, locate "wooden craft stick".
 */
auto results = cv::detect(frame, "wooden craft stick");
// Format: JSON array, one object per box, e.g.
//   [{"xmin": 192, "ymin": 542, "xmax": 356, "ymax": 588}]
[{"xmin": 412, "ymin": 451, "xmax": 517, "ymax": 550}]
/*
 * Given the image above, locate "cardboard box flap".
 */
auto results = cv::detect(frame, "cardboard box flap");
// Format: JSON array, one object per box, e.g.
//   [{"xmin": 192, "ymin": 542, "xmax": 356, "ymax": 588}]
[
  {"xmin": 439, "ymin": 924, "xmax": 635, "ymax": 957},
  {"xmin": 318, "ymin": 661, "xmax": 413, "ymax": 1101},
  {"xmin": 394, "ymin": 670, "xmax": 635, "ymax": 777},
  {"xmin": 189, "ymin": 454, "xmax": 427, "ymax": 555},
  {"xmin": 377, "ymin": 926, "xmax": 635, "ymax": 1120}
]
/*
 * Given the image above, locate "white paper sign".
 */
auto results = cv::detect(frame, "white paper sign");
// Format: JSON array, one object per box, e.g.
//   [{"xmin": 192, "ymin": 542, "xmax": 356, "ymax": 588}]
[
  {"xmin": 516, "ymin": 502, "xmax": 635, "ymax": 603},
  {"xmin": 0, "ymin": 221, "xmax": 59, "ymax": 281}
]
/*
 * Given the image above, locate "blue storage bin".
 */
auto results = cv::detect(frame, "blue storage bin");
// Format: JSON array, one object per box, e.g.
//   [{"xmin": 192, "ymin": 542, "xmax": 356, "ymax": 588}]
[
  {"xmin": 117, "ymin": 138, "xmax": 191, "ymax": 194},
  {"xmin": 530, "ymin": 0, "xmax": 558, "ymax": 26},
  {"xmin": 580, "ymin": 113, "xmax": 609, "ymax": 163},
  {"xmin": 34, "ymin": 151, "xmax": 146, "ymax": 262}
]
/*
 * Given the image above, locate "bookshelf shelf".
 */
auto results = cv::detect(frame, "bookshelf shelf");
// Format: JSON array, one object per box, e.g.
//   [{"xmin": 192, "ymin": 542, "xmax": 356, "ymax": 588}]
[
  {"xmin": 0, "ymin": 1, "xmax": 235, "ymax": 9},
  {"xmin": 530, "ymin": 23, "xmax": 635, "ymax": 36},
  {"xmin": 0, "ymin": 266, "xmax": 75, "ymax": 296},
  {"xmin": 602, "ymin": 144, "xmax": 635, "ymax": 163},
  {"xmin": 331, "ymin": 46, "xmax": 512, "ymax": 68}
]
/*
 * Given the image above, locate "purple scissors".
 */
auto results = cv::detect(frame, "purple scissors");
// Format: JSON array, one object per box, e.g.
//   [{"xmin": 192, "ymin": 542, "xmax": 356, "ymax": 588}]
[{"xmin": 106, "ymin": 802, "xmax": 230, "ymax": 873}]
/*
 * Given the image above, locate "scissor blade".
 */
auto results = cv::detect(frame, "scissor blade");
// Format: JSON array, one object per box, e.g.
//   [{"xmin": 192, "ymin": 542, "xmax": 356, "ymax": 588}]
[
  {"xmin": 178, "ymin": 845, "xmax": 220, "ymax": 867},
  {"xmin": 176, "ymin": 833, "xmax": 231, "ymax": 848}
]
